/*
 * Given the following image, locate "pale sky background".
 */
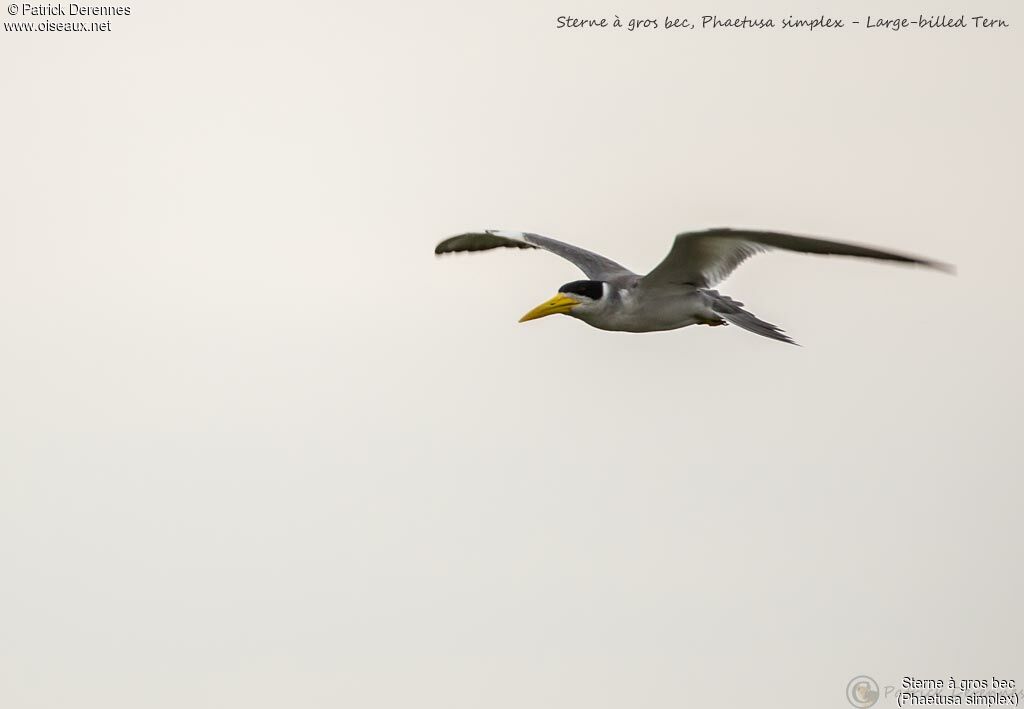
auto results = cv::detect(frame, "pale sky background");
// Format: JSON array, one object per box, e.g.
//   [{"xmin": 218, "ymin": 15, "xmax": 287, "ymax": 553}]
[{"xmin": 1, "ymin": 1, "xmax": 1021, "ymax": 707}]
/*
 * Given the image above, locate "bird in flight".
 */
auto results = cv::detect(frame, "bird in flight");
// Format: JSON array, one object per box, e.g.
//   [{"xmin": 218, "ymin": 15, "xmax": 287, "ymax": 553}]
[{"xmin": 435, "ymin": 228, "xmax": 952, "ymax": 344}]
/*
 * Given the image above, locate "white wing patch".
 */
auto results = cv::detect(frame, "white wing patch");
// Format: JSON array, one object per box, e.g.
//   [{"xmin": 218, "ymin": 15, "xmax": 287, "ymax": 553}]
[{"xmin": 488, "ymin": 230, "xmax": 527, "ymax": 239}]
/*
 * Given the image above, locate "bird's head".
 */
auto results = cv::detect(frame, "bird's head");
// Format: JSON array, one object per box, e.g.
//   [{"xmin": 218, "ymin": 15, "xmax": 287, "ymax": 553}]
[{"xmin": 519, "ymin": 280, "xmax": 607, "ymax": 323}]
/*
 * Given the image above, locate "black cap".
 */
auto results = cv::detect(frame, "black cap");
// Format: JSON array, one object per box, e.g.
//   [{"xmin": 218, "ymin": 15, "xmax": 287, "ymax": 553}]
[{"xmin": 558, "ymin": 280, "xmax": 604, "ymax": 300}]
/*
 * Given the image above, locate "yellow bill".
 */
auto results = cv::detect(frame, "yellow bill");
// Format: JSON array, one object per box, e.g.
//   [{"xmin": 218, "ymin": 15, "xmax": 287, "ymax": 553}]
[{"xmin": 519, "ymin": 293, "xmax": 580, "ymax": 322}]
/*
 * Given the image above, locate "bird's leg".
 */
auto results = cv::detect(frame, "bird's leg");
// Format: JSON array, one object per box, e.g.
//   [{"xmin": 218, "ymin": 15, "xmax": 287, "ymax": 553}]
[{"xmin": 697, "ymin": 317, "xmax": 727, "ymax": 326}]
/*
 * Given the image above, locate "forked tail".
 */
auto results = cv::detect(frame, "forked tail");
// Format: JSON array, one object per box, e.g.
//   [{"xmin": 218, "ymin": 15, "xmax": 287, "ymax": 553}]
[{"xmin": 704, "ymin": 291, "xmax": 797, "ymax": 345}]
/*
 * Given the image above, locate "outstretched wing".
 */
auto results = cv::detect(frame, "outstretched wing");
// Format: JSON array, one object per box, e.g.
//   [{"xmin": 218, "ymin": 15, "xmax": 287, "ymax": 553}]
[
  {"xmin": 435, "ymin": 230, "xmax": 634, "ymax": 280},
  {"xmin": 641, "ymin": 228, "xmax": 953, "ymax": 289}
]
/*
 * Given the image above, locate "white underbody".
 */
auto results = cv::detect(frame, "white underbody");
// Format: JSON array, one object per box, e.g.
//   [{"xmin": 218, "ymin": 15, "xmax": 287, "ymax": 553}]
[{"xmin": 569, "ymin": 287, "xmax": 715, "ymax": 333}]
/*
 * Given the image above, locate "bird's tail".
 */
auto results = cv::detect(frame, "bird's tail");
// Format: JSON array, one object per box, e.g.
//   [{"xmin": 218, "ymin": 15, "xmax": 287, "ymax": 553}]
[{"xmin": 704, "ymin": 291, "xmax": 797, "ymax": 345}]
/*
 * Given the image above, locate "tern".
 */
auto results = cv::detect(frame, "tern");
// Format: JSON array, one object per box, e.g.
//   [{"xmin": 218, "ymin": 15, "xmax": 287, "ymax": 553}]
[{"xmin": 435, "ymin": 228, "xmax": 952, "ymax": 344}]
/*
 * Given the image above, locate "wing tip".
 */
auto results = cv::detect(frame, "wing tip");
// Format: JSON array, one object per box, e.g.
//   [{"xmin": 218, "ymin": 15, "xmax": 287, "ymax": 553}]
[
  {"xmin": 925, "ymin": 259, "xmax": 957, "ymax": 275},
  {"xmin": 434, "ymin": 230, "xmax": 537, "ymax": 256},
  {"xmin": 434, "ymin": 237, "xmax": 459, "ymax": 255}
]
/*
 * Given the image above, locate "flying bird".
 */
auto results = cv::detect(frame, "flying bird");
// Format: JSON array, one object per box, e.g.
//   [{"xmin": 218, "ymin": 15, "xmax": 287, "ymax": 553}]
[{"xmin": 434, "ymin": 228, "xmax": 952, "ymax": 344}]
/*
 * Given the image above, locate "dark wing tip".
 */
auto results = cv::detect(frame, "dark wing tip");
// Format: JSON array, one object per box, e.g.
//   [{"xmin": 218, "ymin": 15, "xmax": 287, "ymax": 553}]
[
  {"xmin": 927, "ymin": 260, "xmax": 957, "ymax": 275},
  {"xmin": 888, "ymin": 255, "xmax": 956, "ymax": 275},
  {"xmin": 434, "ymin": 237, "xmax": 458, "ymax": 255},
  {"xmin": 434, "ymin": 232, "xmax": 537, "ymax": 256}
]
